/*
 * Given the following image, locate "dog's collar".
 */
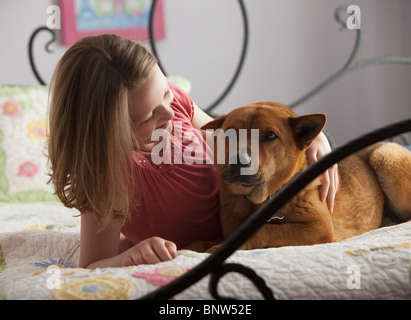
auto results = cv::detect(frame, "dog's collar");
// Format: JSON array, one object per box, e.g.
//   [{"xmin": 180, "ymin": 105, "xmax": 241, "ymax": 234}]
[
  {"xmin": 266, "ymin": 210, "xmax": 285, "ymax": 224},
  {"xmin": 244, "ymin": 194, "xmax": 285, "ymax": 224}
]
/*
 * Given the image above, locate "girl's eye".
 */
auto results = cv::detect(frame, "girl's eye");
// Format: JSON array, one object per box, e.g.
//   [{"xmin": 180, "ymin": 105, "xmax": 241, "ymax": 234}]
[
  {"xmin": 263, "ymin": 131, "xmax": 277, "ymax": 142},
  {"xmin": 143, "ymin": 113, "xmax": 154, "ymax": 123}
]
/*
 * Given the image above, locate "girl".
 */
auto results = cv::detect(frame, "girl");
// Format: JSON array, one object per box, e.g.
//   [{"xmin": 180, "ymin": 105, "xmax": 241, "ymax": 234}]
[{"xmin": 48, "ymin": 34, "xmax": 338, "ymax": 268}]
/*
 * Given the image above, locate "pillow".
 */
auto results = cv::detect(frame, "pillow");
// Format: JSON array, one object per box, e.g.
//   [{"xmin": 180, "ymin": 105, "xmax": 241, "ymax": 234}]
[{"xmin": 0, "ymin": 86, "xmax": 58, "ymax": 203}]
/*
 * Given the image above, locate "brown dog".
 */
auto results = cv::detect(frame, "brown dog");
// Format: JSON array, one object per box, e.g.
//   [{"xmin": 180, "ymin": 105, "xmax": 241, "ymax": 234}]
[{"xmin": 189, "ymin": 102, "xmax": 411, "ymax": 252}]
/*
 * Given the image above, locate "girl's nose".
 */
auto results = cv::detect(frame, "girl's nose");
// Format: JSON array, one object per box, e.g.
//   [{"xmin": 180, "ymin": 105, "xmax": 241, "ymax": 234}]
[
  {"xmin": 157, "ymin": 89, "xmax": 174, "ymax": 122},
  {"xmin": 158, "ymin": 103, "xmax": 174, "ymax": 122}
]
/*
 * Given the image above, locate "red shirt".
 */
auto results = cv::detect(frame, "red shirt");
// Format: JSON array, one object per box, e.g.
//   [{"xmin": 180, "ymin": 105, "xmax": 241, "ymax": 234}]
[{"xmin": 121, "ymin": 82, "xmax": 222, "ymax": 249}]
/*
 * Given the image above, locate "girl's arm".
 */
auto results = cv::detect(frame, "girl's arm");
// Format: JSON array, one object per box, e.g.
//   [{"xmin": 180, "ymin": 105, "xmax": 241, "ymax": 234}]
[
  {"xmin": 192, "ymin": 103, "xmax": 216, "ymax": 146},
  {"xmin": 79, "ymin": 212, "xmax": 122, "ymax": 268},
  {"xmin": 80, "ymin": 212, "xmax": 177, "ymax": 268}
]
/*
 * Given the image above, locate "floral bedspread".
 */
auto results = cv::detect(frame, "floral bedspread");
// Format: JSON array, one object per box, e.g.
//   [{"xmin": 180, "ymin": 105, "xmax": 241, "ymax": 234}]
[{"xmin": 0, "ymin": 203, "xmax": 410, "ymax": 300}]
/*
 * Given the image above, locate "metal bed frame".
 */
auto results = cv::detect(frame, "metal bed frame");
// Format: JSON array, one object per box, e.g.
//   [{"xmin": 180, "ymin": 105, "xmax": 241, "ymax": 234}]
[{"xmin": 27, "ymin": 1, "xmax": 411, "ymax": 300}]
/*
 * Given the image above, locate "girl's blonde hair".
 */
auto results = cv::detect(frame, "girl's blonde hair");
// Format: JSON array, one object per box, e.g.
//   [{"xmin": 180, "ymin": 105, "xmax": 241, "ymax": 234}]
[{"xmin": 48, "ymin": 34, "xmax": 157, "ymax": 228}]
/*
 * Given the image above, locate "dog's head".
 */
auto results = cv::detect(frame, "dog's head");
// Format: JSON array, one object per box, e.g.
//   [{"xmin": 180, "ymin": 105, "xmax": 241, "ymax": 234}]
[{"xmin": 202, "ymin": 102, "xmax": 326, "ymax": 204}]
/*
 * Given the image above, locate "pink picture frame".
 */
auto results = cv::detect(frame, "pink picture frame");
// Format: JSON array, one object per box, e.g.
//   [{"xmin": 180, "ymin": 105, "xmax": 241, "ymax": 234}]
[{"xmin": 61, "ymin": 0, "xmax": 165, "ymax": 45}]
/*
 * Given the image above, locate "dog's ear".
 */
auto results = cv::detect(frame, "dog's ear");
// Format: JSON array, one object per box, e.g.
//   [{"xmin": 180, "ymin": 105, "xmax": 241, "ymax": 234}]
[
  {"xmin": 289, "ymin": 114, "xmax": 327, "ymax": 150},
  {"xmin": 201, "ymin": 114, "xmax": 227, "ymax": 130}
]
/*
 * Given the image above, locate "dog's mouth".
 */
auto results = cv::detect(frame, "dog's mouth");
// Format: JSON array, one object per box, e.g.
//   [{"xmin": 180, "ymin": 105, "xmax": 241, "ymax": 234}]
[{"xmin": 223, "ymin": 172, "xmax": 265, "ymax": 188}]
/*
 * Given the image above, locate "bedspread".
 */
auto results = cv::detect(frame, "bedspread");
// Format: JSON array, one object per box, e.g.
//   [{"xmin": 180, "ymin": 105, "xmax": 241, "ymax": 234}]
[{"xmin": 0, "ymin": 203, "xmax": 410, "ymax": 300}]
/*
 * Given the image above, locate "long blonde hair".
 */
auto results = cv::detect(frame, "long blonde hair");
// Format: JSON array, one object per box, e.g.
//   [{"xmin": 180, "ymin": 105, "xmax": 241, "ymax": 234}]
[{"xmin": 48, "ymin": 34, "xmax": 157, "ymax": 228}]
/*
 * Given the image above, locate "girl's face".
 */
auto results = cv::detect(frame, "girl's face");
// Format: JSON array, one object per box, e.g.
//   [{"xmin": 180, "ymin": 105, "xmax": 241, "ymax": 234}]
[{"xmin": 129, "ymin": 65, "xmax": 174, "ymax": 152}]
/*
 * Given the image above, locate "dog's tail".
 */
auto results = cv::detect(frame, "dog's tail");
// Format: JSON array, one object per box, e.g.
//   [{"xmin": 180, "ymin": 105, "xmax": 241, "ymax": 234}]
[{"xmin": 363, "ymin": 142, "xmax": 411, "ymax": 223}]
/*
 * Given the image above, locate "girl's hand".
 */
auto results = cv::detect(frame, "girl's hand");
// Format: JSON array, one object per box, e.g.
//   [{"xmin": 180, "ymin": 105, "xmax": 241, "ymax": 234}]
[
  {"xmin": 306, "ymin": 132, "xmax": 339, "ymax": 214},
  {"xmin": 121, "ymin": 237, "xmax": 177, "ymax": 266}
]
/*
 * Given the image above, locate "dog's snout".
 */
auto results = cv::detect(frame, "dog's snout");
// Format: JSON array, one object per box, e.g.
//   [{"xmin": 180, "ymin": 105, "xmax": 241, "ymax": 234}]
[
  {"xmin": 224, "ymin": 152, "xmax": 261, "ymax": 187},
  {"xmin": 230, "ymin": 153, "xmax": 251, "ymax": 168}
]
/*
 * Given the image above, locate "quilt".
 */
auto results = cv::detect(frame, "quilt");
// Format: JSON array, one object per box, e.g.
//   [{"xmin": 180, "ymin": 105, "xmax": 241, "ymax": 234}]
[{"xmin": 0, "ymin": 202, "xmax": 410, "ymax": 300}]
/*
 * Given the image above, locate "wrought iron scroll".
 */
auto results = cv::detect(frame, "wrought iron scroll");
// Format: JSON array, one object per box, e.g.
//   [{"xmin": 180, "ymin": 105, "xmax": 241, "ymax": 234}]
[
  {"xmin": 28, "ymin": 26, "xmax": 56, "ymax": 85},
  {"xmin": 148, "ymin": 0, "xmax": 249, "ymax": 117},
  {"xmin": 209, "ymin": 263, "xmax": 277, "ymax": 300},
  {"xmin": 148, "ymin": 3, "xmax": 411, "ymax": 146},
  {"xmin": 289, "ymin": 5, "xmax": 411, "ymax": 109}
]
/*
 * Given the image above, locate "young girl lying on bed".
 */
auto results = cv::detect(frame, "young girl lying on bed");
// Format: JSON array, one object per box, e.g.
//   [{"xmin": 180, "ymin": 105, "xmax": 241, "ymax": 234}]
[{"xmin": 47, "ymin": 34, "xmax": 338, "ymax": 268}]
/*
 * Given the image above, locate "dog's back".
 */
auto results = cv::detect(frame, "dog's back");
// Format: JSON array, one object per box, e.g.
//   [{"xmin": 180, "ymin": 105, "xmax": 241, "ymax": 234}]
[
  {"xmin": 331, "ymin": 152, "xmax": 384, "ymax": 241},
  {"xmin": 333, "ymin": 142, "xmax": 411, "ymax": 240}
]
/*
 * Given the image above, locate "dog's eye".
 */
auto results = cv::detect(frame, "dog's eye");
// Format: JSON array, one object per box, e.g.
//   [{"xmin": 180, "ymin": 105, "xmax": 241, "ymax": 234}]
[{"xmin": 263, "ymin": 131, "xmax": 277, "ymax": 142}]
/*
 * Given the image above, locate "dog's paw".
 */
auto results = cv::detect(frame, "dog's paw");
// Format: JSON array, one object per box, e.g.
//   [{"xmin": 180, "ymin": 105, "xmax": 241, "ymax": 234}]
[{"xmin": 206, "ymin": 244, "xmax": 221, "ymax": 254}]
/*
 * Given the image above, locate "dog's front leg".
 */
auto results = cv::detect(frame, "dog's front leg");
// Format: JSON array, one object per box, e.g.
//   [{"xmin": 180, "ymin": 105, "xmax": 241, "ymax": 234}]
[
  {"xmin": 239, "ymin": 219, "xmax": 336, "ymax": 250},
  {"xmin": 219, "ymin": 187, "xmax": 255, "ymax": 239}
]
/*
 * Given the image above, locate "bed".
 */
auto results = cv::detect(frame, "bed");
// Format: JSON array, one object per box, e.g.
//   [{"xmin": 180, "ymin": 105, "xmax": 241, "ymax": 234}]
[
  {"xmin": 1, "ymin": 86, "xmax": 411, "ymax": 301},
  {"xmin": 1, "ymin": 2, "xmax": 411, "ymax": 301}
]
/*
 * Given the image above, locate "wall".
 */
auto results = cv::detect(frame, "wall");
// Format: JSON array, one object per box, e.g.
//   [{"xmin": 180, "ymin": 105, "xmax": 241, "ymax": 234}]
[{"xmin": 1, "ymin": 0, "xmax": 410, "ymax": 144}]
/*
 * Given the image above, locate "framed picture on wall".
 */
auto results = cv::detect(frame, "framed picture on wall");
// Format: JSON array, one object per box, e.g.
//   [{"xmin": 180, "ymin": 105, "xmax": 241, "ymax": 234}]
[{"xmin": 61, "ymin": 0, "xmax": 165, "ymax": 45}]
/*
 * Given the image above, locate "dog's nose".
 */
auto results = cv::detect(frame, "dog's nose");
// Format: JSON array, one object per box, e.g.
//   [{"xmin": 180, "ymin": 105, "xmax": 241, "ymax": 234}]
[{"xmin": 230, "ymin": 153, "xmax": 251, "ymax": 168}]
